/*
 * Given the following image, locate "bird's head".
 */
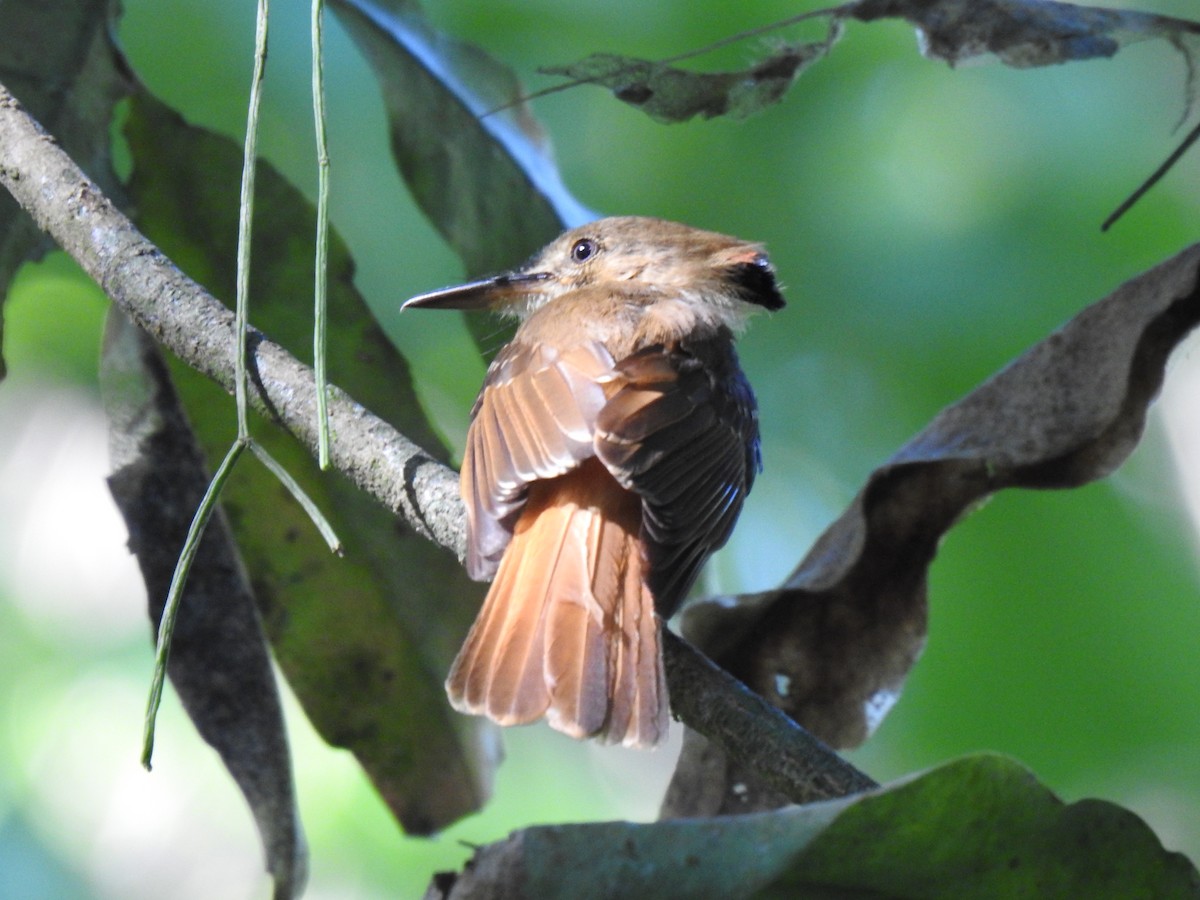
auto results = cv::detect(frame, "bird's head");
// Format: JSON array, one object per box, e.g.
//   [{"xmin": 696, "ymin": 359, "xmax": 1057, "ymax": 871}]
[{"xmin": 402, "ymin": 216, "xmax": 786, "ymax": 320}]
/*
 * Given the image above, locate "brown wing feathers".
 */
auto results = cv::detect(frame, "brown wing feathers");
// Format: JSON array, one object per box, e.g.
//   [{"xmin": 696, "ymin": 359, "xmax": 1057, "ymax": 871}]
[
  {"xmin": 542, "ymin": 462, "xmax": 648, "ymax": 740},
  {"xmin": 448, "ymin": 333, "xmax": 754, "ymax": 747},
  {"xmin": 446, "ymin": 459, "xmax": 666, "ymax": 745},
  {"xmin": 460, "ymin": 344, "xmax": 611, "ymax": 580},
  {"xmin": 448, "ymin": 341, "xmax": 668, "ymax": 745}
]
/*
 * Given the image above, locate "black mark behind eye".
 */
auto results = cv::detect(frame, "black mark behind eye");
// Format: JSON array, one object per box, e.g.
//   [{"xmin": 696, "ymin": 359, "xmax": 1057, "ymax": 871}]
[{"xmin": 730, "ymin": 254, "xmax": 785, "ymax": 311}]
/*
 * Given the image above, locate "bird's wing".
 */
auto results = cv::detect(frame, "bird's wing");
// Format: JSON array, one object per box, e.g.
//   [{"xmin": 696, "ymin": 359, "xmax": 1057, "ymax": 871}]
[
  {"xmin": 461, "ymin": 339, "xmax": 615, "ymax": 580},
  {"xmin": 595, "ymin": 333, "xmax": 762, "ymax": 618}
]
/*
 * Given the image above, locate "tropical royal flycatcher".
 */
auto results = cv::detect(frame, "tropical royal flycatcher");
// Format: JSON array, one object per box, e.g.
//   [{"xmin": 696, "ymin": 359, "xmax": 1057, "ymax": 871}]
[{"xmin": 403, "ymin": 216, "xmax": 785, "ymax": 747}]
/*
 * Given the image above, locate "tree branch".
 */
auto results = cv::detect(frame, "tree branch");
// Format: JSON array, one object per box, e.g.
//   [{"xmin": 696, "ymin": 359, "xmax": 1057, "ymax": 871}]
[
  {"xmin": 662, "ymin": 630, "xmax": 877, "ymax": 799},
  {"xmin": 0, "ymin": 80, "xmax": 874, "ymax": 805},
  {"xmin": 0, "ymin": 81, "xmax": 465, "ymax": 557}
]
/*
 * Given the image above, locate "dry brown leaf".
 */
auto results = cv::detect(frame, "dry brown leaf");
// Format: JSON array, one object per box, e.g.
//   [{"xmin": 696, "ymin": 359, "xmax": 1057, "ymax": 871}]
[
  {"xmin": 538, "ymin": 32, "xmax": 839, "ymax": 125},
  {"xmin": 671, "ymin": 242, "xmax": 1200, "ymax": 815},
  {"xmin": 849, "ymin": 0, "xmax": 1200, "ymax": 72}
]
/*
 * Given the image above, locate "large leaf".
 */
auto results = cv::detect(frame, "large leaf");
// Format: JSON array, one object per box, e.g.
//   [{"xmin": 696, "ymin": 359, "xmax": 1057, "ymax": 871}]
[
  {"xmin": 0, "ymin": 0, "xmax": 130, "ymax": 377},
  {"xmin": 431, "ymin": 755, "xmax": 1200, "ymax": 899},
  {"xmin": 669, "ymin": 242, "xmax": 1200, "ymax": 814},
  {"xmin": 330, "ymin": 0, "xmax": 597, "ymax": 354},
  {"xmin": 330, "ymin": 0, "xmax": 594, "ymax": 280},
  {"xmin": 123, "ymin": 91, "xmax": 495, "ymax": 834},
  {"xmin": 101, "ymin": 311, "xmax": 307, "ymax": 900}
]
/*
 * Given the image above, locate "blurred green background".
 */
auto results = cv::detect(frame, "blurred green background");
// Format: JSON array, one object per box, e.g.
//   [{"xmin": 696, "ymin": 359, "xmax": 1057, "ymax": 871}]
[{"xmin": 2, "ymin": 0, "xmax": 1200, "ymax": 897}]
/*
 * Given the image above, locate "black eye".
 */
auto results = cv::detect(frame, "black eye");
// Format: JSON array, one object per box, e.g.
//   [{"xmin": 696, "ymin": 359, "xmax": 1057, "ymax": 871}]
[{"xmin": 570, "ymin": 238, "xmax": 597, "ymax": 263}]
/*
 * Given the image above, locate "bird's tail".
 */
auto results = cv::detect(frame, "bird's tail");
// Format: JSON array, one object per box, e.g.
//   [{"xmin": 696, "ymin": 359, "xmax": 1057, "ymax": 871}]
[{"xmin": 445, "ymin": 459, "xmax": 668, "ymax": 748}]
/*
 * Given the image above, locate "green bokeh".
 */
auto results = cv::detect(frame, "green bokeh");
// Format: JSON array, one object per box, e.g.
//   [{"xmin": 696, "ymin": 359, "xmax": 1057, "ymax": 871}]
[
  {"xmin": 3, "ymin": 253, "xmax": 109, "ymax": 389},
  {"xmin": 2, "ymin": 0, "xmax": 1199, "ymax": 896}
]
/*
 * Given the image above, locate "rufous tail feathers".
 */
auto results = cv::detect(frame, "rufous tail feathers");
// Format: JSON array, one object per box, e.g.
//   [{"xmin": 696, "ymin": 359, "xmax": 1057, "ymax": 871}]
[{"xmin": 446, "ymin": 459, "xmax": 668, "ymax": 748}]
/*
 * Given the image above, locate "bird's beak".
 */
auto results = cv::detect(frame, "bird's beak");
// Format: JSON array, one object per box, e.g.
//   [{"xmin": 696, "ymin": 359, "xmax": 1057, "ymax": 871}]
[{"xmin": 402, "ymin": 271, "xmax": 552, "ymax": 311}]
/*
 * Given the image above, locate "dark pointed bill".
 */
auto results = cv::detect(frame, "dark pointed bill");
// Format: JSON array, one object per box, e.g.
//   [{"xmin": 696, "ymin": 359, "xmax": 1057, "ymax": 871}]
[{"xmin": 402, "ymin": 271, "xmax": 552, "ymax": 310}]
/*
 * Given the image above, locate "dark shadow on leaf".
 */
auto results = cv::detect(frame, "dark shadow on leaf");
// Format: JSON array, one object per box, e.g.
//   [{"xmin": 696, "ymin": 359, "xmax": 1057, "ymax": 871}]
[
  {"xmin": 101, "ymin": 312, "xmax": 307, "ymax": 899},
  {"xmin": 0, "ymin": 0, "xmax": 132, "ymax": 378}
]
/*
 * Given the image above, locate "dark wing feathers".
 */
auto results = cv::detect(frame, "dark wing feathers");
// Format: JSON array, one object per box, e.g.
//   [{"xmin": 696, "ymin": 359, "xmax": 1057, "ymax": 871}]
[
  {"xmin": 629, "ymin": 424, "xmax": 727, "ymax": 501},
  {"xmin": 596, "ymin": 333, "xmax": 761, "ymax": 617},
  {"xmin": 602, "ymin": 384, "xmax": 703, "ymax": 443}
]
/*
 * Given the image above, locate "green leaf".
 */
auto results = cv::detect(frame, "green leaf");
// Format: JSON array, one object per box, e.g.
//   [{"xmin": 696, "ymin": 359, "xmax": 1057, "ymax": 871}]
[
  {"xmin": 439, "ymin": 756, "xmax": 1200, "ymax": 898},
  {"xmin": 0, "ymin": 0, "xmax": 130, "ymax": 378},
  {"xmin": 330, "ymin": 0, "xmax": 593, "ymax": 280},
  {"xmin": 123, "ymin": 90, "xmax": 495, "ymax": 834},
  {"xmin": 779, "ymin": 755, "xmax": 1200, "ymax": 899}
]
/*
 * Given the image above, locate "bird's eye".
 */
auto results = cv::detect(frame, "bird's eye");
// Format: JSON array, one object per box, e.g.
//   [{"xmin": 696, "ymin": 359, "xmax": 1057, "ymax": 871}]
[{"xmin": 570, "ymin": 238, "xmax": 597, "ymax": 263}]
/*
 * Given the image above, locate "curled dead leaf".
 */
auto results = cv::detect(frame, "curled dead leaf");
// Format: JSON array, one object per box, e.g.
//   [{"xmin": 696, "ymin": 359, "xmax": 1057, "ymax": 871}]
[
  {"xmin": 672, "ymin": 242, "xmax": 1200, "ymax": 813},
  {"xmin": 539, "ymin": 28, "xmax": 840, "ymax": 125},
  {"xmin": 849, "ymin": 0, "xmax": 1200, "ymax": 73}
]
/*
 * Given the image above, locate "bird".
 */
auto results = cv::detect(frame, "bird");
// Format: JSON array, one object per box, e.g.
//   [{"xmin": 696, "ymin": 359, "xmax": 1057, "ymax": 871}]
[{"xmin": 402, "ymin": 216, "xmax": 785, "ymax": 748}]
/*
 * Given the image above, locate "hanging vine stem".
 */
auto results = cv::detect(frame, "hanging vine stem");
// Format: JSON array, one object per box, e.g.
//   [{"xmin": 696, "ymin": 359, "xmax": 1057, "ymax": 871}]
[
  {"xmin": 312, "ymin": 0, "xmax": 332, "ymax": 469},
  {"xmin": 235, "ymin": 0, "xmax": 271, "ymax": 439},
  {"xmin": 141, "ymin": 439, "xmax": 248, "ymax": 768},
  {"xmin": 140, "ymin": 0, "xmax": 273, "ymax": 769},
  {"xmin": 141, "ymin": 0, "xmax": 345, "ymax": 767}
]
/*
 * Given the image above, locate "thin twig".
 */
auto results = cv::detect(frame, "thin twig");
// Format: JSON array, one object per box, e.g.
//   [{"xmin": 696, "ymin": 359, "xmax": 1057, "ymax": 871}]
[
  {"xmin": 145, "ymin": 0, "xmax": 283, "ymax": 768},
  {"xmin": 1102, "ymin": 118, "xmax": 1200, "ymax": 231},
  {"xmin": 250, "ymin": 439, "xmax": 343, "ymax": 555}
]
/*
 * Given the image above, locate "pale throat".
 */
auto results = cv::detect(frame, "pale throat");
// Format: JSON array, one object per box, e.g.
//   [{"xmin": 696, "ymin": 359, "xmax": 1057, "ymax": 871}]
[
  {"xmin": 635, "ymin": 291, "xmax": 750, "ymax": 347},
  {"xmin": 508, "ymin": 279, "xmax": 750, "ymax": 361}
]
